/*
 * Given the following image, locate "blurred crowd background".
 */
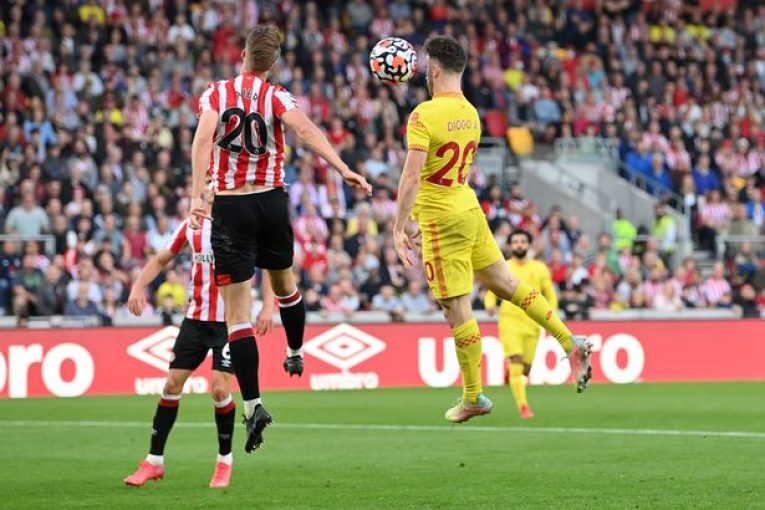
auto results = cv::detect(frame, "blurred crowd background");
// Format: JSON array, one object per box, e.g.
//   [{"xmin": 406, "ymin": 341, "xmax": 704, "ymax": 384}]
[{"xmin": 1, "ymin": 0, "xmax": 765, "ymax": 324}]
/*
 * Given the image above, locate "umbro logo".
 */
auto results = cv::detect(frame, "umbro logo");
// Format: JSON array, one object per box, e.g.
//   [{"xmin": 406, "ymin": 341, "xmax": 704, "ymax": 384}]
[
  {"xmin": 127, "ymin": 326, "xmax": 180, "ymax": 372},
  {"xmin": 303, "ymin": 324, "xmax": 385, "ymax": 371}
]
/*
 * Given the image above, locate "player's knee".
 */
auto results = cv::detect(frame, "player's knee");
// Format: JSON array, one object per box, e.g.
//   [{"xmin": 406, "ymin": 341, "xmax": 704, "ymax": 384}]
[
  {"xmin": 523, "ymin": 364, "xmax": 532, "ymax": 377},
  {"xmin": 269, "ymin": 270, "xmax": 296, "ymax": 297},
  {"xmin": 163, "ymin": 380, "xmax": 184, "ymax": 395},
  {"xmin": 211, "ymin": 386, "xmax": 229, "ymax": 403},
  {"xmin": 164, "ymin": 374, "xmax": 186, "ymax": 395},
  {"xmin": 508, "ymin": 355, "xmax": 524, "ymax": 365}
]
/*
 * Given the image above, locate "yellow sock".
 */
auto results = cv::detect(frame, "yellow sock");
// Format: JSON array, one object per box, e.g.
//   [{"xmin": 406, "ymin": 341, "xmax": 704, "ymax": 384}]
[
  {"xmin": 452, "ymin": 318, "xmax": 483, "ymax": 404},
  {"xmin": 508, "ymin": 362, "xmax": 527, "ymax": 410},
  {"xmin": 511, "ymin": 282, "xmax": 573, "ymax": 353}
]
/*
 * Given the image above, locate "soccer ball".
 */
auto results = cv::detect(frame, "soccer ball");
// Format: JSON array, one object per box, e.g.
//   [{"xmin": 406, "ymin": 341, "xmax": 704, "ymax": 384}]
[{"xmin": 369, "ymin": 37, "xmax": 417, "ymax": 85}]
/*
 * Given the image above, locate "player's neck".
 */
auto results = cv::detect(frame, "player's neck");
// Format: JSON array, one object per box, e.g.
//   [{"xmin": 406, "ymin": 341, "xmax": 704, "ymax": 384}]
[
  {"xmin": 432, "ymin": 76, "xmax": 463, "ymax": 97},
  {"xmin": 241, "ymin": 66, "xmax": 267, "ymax": 80}
]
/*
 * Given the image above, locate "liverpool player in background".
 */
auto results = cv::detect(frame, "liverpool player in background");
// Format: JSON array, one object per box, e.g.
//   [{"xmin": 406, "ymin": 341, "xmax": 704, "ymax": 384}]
[
  {"xmin": 189, "ymin": 25, "xmax": 371, "ymax": 452},
  {"xmin": 122, "ymin": 214, "xmax": 275, "ymax": 488}
]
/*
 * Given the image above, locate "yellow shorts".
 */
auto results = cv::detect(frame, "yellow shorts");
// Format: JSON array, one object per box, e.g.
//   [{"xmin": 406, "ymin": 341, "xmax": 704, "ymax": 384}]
[
  {"xmin": 420, "ymin": 208, "xmax": 504, "ymax": 299},
  {"xmin": 498, "ymin": 317, "xmax": 541, "ymax": 363}
]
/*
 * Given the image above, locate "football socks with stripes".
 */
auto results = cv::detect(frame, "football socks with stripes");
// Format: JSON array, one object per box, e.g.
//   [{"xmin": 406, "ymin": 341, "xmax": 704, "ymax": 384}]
[
  {"xmin": 510, "ymin": 282, "xmax": 574, "ymax": 353},
  {"xmin": 277, "ymin": 290, "xmax": 305, "ymax": 354},
  {"xmin": 228, "ymin": 323, "xmax": 261, "ymax": 404},
  {"xmin": 508, "ymin": 362, "xmax": 528, "ymax": 411},
  {"xmin": 452, "ymin": 318, "xmax": 484, "ymax": 404},
  {"xmin": 149, "ymin": 393, "xmax": 181, "ymax": 456},
  {"xmin": 213, "ymin": 394, "xmax": 236, "ymax": 456}
]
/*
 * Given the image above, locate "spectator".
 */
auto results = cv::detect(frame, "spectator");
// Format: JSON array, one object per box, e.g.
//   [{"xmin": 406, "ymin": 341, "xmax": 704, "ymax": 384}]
[
  {"xmin": 400, "ymin": 279, "xmax": 434, "ymax": 314},
  {"xmin": 0, "ymin": 241, "xmax": 22, "ymax": 314},
  {"xmin": 612, "ymin": 208, "xmax": 637, "ymax": 251},
  {"xmin": 64, "ymin": 281, "xmax": 101, "ymax": 317},
  {"xmin": 691, "ymin": 155, "xmax": 720, "ymax": 195},
  {"xmin": 734, "ymin": 284, "xmax": 760, "ymax": 318},
  {"xmin": 698, "ymin": 190, "xmax": 732, "ymax": 253},
  {"xmin": 147, "ymin": 215, "xmax": 173, "ymax": 254},
  {"xmin": 155, "ymin": 268, "xmax": 186, "ymax": 313},
  {"xmin": 12, "ymin": 254, "xmax": 47, "ymax": 318},
  {"xmin": 700, "ymin": 262, "xmax": 732, "ymax": 308},
  {"xmin": 4, "ymin": 180, "xmax": 50, "ymax": 235},
  {"xmin": 371, "ymin": 285, "xmax": 403, "ymax": 318},
  {"xmin": 728, "ymin": 204, "xmax": 760, "ymax": 256},
  {"xmin": 653, "ymin": 281, "xmax": 683, "ymax": 311},
  {"xmin": 651, "ymin": 204, "xmax": 677, "ymax": 266}
]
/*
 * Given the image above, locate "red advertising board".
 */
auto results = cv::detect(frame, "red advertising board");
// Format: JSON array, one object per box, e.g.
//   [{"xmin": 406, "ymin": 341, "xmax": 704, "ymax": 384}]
[{"xmin": 1, "ymin": 321, "xmax": 764, "ymax": 398}]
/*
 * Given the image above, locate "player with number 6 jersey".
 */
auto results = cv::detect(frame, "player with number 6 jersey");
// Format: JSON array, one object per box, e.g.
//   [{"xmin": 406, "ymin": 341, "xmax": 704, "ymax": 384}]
[
  {"xmin": 393, "ymin": 36, "xmax": 593, "ymax": 425},
  {"xmin": 123, "ymin": 216, "xmax": 275, "ymax": 489}
]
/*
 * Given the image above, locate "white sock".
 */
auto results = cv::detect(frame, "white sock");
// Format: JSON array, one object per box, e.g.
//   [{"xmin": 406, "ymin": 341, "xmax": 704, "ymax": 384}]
[
  {"xmin": 287, "ymin": 347, "xmax": 303, "ymax": 357},
  {"xmin": 213, "ymin": 394, "xmax": 232, "ymax": 408},
  {"xmin": 217, "ymin": 453, "xmax": 233, "ymax": 465},
  {"xmin": 146, "ymin": 454, "xmax": 164, "ymax": 466},
  {"xmin": 243, "ymin": 398, "xmax": 262, "ymax": 419}
]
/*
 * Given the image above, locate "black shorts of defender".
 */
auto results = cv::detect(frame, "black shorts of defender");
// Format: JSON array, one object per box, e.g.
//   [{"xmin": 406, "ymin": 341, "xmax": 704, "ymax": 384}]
[
  {"xmin": 211, "ymin": 188, "xmax": 294, "ymax": 286},
  {"xmin": 169, "ymin": 318, "xmax": 233, "ymax": 373}
]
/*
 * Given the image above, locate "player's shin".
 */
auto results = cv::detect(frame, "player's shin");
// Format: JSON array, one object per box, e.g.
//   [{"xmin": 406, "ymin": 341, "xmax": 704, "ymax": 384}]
[
  {"xmin": 508, "ymin": 362, "xmax": 527, "ymax": 411},
  {"xmin": 228, "ymin": 323, "xmax": 261, "ymax": 419},
  {"xmin": 510, "ymin": 282, "xmax": 573, "ymax": 353},
  {"xmin": 213, "ymin": 394, "xmax": 236, "ymax": 461},
  {"xmin": 277, "ymin": 289, "xmax": 305, "ymax": 355},
  {"xmin": 452, "ymin": 318, "xmax": 484, "ymax": 404},
  {"xmin": 149, "ymin": 393, "xmax": 181, "ymax": 461}
]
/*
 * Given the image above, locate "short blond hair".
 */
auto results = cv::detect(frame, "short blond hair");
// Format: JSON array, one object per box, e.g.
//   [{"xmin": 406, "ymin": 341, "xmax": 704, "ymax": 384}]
[{"xmin": 244, "ymin": 24, "xmax": 281, "ymax": 73}]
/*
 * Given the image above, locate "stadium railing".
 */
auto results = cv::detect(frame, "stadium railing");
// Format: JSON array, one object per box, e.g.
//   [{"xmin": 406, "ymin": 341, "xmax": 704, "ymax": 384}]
[
  {"xmin": 553, "ymin": 137, "xmax": 620, "ymax": 167},
  {"xmin": 476, "ymin": 136, "xmax": 509, "ymax": 183},
  {"xmin": 715, "ymin": 234, "xmax": 765, "ymax": 260}
]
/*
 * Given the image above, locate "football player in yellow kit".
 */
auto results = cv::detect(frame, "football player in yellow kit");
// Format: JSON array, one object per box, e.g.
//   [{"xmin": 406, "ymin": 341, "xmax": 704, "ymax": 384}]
[
  {"xmin": 485, "ymin": 230, "xmax": 557, "ymax": 419},
  {"xmin": 392, "ymin": 35, "xmax": 592, "ymax": 423}
]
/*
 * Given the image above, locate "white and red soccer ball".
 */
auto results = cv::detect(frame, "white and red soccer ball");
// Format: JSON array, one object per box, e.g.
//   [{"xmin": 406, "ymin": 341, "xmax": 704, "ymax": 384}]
[{"xmin": 369, "ymin": 37, "xmax": 417, "ymax": 85}]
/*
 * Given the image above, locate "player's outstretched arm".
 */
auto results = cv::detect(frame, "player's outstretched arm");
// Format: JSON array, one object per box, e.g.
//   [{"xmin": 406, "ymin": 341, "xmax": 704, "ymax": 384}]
[
  {"xmin": 393, "ymin": 149, "xmax": 427, "ymax": 269},
  {"xmin": 281, "ymin": 109, "xmax": 371, "ymax": 194},
  {"xmin": 189, "ymin": 109, "xmax": 219, "ymax": 229},
  {"xmin": 127, "ymin": 248, "xmax": 176, "ymax": 316}
]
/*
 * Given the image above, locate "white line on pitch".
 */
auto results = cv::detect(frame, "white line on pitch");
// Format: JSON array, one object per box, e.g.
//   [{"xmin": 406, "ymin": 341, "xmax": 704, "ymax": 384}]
[{"xmin": 0, "ymin": 420, "xmax": 764, "ymax": 439}]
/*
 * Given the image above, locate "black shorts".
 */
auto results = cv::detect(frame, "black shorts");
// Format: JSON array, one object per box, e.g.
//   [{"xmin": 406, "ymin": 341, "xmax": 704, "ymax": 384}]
[
  {"xmin": 169, "ymin": 318, "xmax": 233, "ymax": 373},
  {"xmin": 211, "ymin": 188, "xmax": 294, "ymax": 285}
]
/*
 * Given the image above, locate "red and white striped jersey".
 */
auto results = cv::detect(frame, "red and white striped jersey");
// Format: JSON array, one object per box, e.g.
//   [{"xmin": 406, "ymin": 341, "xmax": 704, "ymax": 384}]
[
  {"xmin": 166, "ymin": 218, "xmax": 226, "ymax": 322},
  {"xmin": 197, "ymin": 72, "xmax": 298, "ymax": 192}
]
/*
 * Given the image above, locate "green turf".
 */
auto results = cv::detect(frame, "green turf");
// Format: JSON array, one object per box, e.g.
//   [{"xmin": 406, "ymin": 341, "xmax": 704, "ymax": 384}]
[{"xmin": 1, "ymin": 383, "xmax": 764, "ymax": 509}]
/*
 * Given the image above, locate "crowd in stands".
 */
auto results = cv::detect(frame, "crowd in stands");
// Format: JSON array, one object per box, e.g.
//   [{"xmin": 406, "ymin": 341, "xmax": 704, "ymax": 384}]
[{"xmin": 1, "ymin": 0, "xmax": 764, "ymax": 324}]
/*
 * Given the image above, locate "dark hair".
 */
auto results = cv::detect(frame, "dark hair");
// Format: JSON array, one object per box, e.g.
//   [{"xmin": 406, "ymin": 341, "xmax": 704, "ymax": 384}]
[
  {"xmin": 245, "ymin": 25, "xmax": 281, "ymax": 73},
  {"xmin": 424, "ymin": 35, "xmax": 467, "ymax": 74},
  {"xmin": 508, "ymin": 229, "xmax": 533, "ymax": 244}
]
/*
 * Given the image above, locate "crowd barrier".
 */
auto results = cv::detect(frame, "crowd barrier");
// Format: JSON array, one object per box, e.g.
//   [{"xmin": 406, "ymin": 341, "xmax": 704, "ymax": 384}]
[{"xmin": 1, "ymin": 320, "xmax": 764, "ymax": 398}]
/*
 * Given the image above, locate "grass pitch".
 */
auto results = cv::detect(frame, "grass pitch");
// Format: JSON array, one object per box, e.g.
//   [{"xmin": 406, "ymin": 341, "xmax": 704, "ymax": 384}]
[{"xmin": 0, "ymin": 383, "xmax": 763, "ymax": 509}]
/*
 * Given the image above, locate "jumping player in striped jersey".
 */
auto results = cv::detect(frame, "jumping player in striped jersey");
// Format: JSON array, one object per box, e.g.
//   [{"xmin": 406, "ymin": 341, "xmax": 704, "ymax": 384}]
[
  {"xmin": 189, "ymin": 24, "xmax": 371, "ymax": 453},
  {"xmin": 122, "ymin": 216, "xmax": 275, "ymax": 489}
]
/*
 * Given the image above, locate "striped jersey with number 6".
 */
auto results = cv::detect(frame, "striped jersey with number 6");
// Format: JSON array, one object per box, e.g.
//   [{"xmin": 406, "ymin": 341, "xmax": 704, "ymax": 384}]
[
  {"xmin": 405, "ymin": 92, "xmax": 482, "ymax": 221},
  {"xmin": 166, "ymin": 218, "xmax": 225, "ymax": 322},
  {"xmin": 197, "ymin": 72, "xmax": 298, "ymax": 192}
]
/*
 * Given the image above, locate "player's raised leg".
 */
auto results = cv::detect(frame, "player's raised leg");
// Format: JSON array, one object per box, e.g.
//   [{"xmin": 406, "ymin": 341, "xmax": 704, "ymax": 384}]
[
  {"xmin": 476, "ymin": 261, "xmax": 592, "ymax": 392},
  {"xmin": 268, "ymin": 267, "xmax": 305, "ymax": 377},
  {"xmin": 123, "ymin": 369, "xmax": 190, "ymax": 486},
  {"xmin": 210, "ymin": 370, "xmax": 235, "ymax": 488},
  {"xmin": 218, "ymin": 281, "xmax": 272, "ymax": 453}
]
